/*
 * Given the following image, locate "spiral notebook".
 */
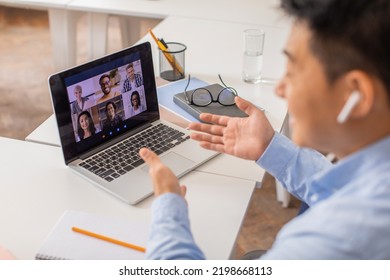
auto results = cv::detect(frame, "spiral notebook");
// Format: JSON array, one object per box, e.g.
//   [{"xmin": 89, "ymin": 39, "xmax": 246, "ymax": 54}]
[{"xmin": 35, "ymin": 210, "xmax": 149, "ymax": 260}]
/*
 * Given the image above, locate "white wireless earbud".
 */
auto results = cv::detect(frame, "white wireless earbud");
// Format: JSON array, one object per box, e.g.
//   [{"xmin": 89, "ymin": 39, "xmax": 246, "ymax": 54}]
[{"xmin": 336, "ymin": 91, "xmax": 361, "ymax": 124}]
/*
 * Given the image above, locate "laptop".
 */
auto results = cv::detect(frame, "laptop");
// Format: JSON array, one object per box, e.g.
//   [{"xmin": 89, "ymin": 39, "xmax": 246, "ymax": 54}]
[{"xmin": 48, "ymin": 42, "xmax": 218, "ymax": 205}]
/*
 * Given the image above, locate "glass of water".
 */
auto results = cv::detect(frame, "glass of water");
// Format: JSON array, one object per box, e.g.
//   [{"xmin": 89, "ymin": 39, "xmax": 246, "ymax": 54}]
[{"xmin": 242, "ymin": 29, "xmax": 265, "ymax": 84}]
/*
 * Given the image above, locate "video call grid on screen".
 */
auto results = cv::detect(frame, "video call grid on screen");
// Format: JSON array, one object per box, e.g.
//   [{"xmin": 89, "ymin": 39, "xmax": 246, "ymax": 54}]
[{"xmin": 64, "ymin": 53, "xmax": 147, "ymax": 143}]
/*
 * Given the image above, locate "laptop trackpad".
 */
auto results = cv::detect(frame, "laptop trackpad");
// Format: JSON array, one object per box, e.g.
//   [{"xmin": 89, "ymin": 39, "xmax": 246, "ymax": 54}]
[{"xmin": 142, "ymin": 152, "xmax": 195, "ymax": 176}]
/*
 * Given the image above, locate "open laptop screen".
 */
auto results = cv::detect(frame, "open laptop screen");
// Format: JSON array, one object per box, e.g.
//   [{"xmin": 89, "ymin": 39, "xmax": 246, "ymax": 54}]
[{"xmin": 49, "ymin": 42, "xmax": 159, "ymax": 164}]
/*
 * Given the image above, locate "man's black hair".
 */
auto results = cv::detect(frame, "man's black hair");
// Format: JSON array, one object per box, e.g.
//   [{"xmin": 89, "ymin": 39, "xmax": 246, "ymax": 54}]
[
  {"xmin": 99, "ymin": 74, "xmax": 111, "ymax": 85},
  {"xmin": 281, "ymin": 0, "xmax": 390, "ymax": 102},
  {"xmin": 131, "ymin": 91, "xmax": 141, "ymax": 107},
  {"xmin": 105, "ymin": 101, "xmax": 116, "ymax": 112}
]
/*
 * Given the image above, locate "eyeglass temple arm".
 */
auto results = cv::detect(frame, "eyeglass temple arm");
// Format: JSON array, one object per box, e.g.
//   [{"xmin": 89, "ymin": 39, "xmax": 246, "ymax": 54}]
[
  {"xmin": 218, "ymin": 74, "xmax": 238, "ymax": 96},
  {"xmin": 218, "ymin": 74, "xmax": 229, "ymax": 88},
  {"xmin": 184, "ymin": 74, "xmax": 191, "ymax": 104}
]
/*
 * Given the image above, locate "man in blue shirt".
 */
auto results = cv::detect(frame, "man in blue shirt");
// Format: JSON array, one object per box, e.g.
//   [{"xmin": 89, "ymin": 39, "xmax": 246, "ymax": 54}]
[{"xmin": 139, "ymin": 0, "xmax": 390, "ymax": 259}]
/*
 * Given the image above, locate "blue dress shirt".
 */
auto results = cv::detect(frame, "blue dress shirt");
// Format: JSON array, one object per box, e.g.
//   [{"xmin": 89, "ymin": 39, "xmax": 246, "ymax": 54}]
[{"xmin": 146, "ymin": 133, "xmax": 390, "ymax": 259}]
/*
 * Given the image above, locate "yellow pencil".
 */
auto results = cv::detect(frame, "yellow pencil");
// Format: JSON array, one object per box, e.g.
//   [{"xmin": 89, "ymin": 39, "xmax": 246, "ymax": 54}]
[
  {"xmin": 148, "ymin": 29, "xmax": 184, "ymax": 76},
  {"xmin": 72, "ymin": 226, "xmax": 146, "ymax": 253}
]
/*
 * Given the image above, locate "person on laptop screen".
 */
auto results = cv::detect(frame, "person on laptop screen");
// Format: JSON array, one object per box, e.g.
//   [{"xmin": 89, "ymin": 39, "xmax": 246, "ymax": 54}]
[
  {"xmin": 97, "ymin": 74, "xmax": 120, "ymax": 104},
  {"xmin": 129, "ymin": 91, "xmax": 146, "ymax": 117},
  {"xmin": 71, "ymin": 85, "xmax": 89, "ymax": 114},
  {"xmin": 139, "ymin": 0, "xmax": 390, "ymax": 259},
  {"xmin": 77, "ymin": 111, "xmax": 99, "ymax": 141},
  {"xmin": 122, "ymin": 63, "xmax": 143, "ymax": 94},
  {"xmin": 102, "ymin": 101, "xmax": 123, "ymax": 130}
]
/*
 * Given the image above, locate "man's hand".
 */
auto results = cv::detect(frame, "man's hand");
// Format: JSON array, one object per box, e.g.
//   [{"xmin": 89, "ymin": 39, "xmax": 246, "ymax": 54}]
[
  {"xmin": 139, "ymin": 148, "xmax": 186, "ymax": 197},
  {"xmin": 188, "ymin": 96, "xmax": 275, "ymax": 161}
]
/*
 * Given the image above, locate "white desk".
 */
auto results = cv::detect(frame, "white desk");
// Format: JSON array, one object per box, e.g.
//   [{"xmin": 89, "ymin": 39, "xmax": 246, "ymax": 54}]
[
  {"xmin": 25, "ymin": 114, "xmax": 267, "ymax": 183},
  {"xmin": 143, "ymin": 16, "xmax": 288, "ymax": 120},
  {"xmin": 26, "ymin": 16, "xmax": 289, "ymax": 185},
  {"xmin": 0, "ymin": 137, "xmax": 254, "ymax": 259},
  {"xmin": 129, "ymin": 16, "xmax": 290, "ymax": 198},
  {"xmin": 26, "ymin": 115, "xmax": 59, "ymax": 147},
  {"xmin": 0, "ymin": 0, "xmax": 68, "ymax": 9}
]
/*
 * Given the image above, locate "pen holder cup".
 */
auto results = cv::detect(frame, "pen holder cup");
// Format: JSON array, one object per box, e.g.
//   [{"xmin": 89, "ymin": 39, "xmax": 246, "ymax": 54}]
[{"xmin": 159, "ymin": 42, "xmax": 186, "ymax": 81}]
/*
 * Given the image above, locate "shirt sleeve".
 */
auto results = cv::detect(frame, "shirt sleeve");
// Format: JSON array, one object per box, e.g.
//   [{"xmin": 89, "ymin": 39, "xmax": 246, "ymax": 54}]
[
  {"xmin": 256, "ymin": 132, "xmax": 331, "ymax": 204},
  {"xmin": 146, "ymin": 193, "xmax": 206, "ymax": 260}
]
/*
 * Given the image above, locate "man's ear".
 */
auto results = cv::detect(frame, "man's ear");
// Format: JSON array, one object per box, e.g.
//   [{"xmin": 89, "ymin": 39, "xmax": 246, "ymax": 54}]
[
  {"xmin": 337, "ymin": 91, "xmax": 361, "ymax": 124},
  {"xmin": 343, "ymin": 70, "xmax": 375, "ymax": 120}
]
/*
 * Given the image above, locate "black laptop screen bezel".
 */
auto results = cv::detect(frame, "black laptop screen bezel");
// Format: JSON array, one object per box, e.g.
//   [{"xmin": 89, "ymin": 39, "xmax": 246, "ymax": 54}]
[{"xmin": 49, "ymin": 42, "xmax": 159, "ymax": 164}]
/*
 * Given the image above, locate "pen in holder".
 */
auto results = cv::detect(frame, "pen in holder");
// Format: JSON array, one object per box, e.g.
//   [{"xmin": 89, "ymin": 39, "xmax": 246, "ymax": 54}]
[
  {"xmin": 158, "ymin": 42, "xmax": 186, "ymax": 81},
  {"xmin": 149, "ymin": 29, "xmax": 186, "ymax": 81}
]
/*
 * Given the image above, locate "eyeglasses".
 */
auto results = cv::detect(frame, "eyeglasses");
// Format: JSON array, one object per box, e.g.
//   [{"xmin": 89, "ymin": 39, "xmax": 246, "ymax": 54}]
[
  {"xmin": 184, "ymin": 74, "xmax": 238, "ymax": 107},
  {"xmin": 100, "ymin": 80, "xmax": 111, "ymax": 86}
]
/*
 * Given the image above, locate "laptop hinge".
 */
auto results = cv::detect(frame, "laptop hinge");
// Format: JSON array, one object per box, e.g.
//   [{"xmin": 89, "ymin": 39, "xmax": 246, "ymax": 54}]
[{"xmin": 78, "ymin": 122, "xmax": 152, "ymax": 160}]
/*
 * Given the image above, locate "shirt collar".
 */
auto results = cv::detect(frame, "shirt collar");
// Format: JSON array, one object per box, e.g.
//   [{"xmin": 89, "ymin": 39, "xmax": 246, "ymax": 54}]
[{"xmin": 308, "ymin": 134, "xmax": 390, "ymax": 203}]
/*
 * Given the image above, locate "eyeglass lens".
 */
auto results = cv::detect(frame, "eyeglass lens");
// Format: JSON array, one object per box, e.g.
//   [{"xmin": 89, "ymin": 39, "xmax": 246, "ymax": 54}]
[
  {"xmin": 218, "ymin": 88, "xmax": 236, "ymax": 105},
  {"xmin": 192, "ymin": 89, "xmax": 211, "ymax": 106},
  {"xmin": 192, "ymin": 87, "xmax": 236, "ymax": 106}
]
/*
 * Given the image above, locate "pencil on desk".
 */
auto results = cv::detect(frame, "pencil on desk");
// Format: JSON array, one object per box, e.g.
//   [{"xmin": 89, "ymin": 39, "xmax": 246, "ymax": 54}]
[
  {"xmin": 72, "ymin": 226, "xmax": 146, "ymax": 253},
  {"xmin": 148, "ymin": 29, "xmax": 184, "ymax": 76}
]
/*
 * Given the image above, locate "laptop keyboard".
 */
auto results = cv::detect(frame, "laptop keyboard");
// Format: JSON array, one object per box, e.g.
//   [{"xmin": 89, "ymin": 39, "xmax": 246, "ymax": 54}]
[{"xmin": 79, "ymin": 123, "xmax": 190, "ymax": 182}]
